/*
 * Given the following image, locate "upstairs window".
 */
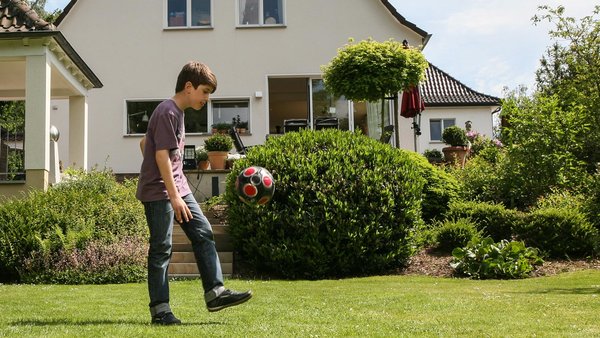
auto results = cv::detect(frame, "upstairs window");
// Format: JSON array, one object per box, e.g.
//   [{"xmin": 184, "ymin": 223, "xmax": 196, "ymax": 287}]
[
  {"xmin": 238, "ymin": 0, "xmax": 284, "ymax": 26},
  {"xmin": 167, "ymin": 0, "xmax": 212, "ymax": 28}
]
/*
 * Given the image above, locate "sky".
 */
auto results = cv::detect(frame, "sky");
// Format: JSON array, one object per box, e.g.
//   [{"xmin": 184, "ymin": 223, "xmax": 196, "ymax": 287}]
[{"xmin": 44, "ymin": 0, "xmax": 598, "ymax": 98}]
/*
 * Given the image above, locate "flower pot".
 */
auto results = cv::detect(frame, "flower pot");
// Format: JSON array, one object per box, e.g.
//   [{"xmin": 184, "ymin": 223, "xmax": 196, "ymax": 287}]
[
  {"xmin": 207, "ymin": 151, "xmax": 228, "ymax": 170},
  {"xmin": 442, "ymin": 146, "xmax": 468, "ymax": 168},
  {"xmin": 197, "ymin": 160, "xmax": 210, "ymax": 170}
]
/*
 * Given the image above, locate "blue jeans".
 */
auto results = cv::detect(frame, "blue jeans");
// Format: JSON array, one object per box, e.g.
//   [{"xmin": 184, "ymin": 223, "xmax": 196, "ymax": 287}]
[{"xmin": 143, "ymin": 194, "xmax": 224, "ymax": 314}]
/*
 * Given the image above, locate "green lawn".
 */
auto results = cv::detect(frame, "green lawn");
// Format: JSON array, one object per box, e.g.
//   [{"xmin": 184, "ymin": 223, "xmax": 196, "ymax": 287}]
[{"xmin": 1, "ymin": 271, "xmax": 599, "ymax": 337}]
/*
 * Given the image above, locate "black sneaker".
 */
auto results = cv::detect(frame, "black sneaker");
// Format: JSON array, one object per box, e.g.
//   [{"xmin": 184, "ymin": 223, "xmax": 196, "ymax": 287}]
[
  {"xmin": 206, "ymin": 289, "xmax": 252, "ymax": 312},
  {"xmin": 151, "ymin": 311, "xmax": 182, "ymax": 325}
]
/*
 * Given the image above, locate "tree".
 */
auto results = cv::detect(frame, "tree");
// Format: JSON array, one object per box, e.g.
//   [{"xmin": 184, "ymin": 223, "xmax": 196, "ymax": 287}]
[
  {"xmin": 533, "ymin": 5, "xmax": 600, "ymax": 172},
  {"xmin": 321, "ymin": 38, "xmax": 428, "ymax": 140},
  {"xmin": 25, "ymin": 0, "xmax": 62, "ymax": 23}
]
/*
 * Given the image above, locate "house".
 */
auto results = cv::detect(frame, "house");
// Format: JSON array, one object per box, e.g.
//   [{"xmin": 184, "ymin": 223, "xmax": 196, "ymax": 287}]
[
  {"xmin": 47, "ymin": 0, "xmax": 498, "ymax": 176},
  {"xmin": 0, "ymin": 0, "xmax": 101, "ymax": 199}
]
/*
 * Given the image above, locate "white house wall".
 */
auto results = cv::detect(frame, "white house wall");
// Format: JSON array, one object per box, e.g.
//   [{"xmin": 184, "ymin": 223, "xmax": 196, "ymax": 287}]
[
  {"xmin": 410, "ymin": 106, "xmax": 495, "ymax": 154},
  {"xmin": 52, "ymin": 0, "xmax": 425, "ymax": 173}
]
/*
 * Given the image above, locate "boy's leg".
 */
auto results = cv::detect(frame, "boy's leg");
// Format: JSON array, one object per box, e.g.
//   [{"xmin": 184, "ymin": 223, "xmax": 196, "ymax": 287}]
[
  {"xmin": 143, "ymin": 199, "xmax": 179, "ymax": 323},
  {"xmin": 179, "ymin": 194, "xmax": 252, "ymax": 311},
  {"xmin": 179, "ymin": 194, "xmax": 224, "ymax": 293}
]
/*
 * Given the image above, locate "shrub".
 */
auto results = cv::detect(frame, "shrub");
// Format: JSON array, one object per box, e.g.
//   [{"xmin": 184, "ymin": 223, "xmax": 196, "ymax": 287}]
[
  {"xmin": 21, "ymin": 236, "xmax": 147, "ymax": 284},
  {"xmin": 444, "ymin": 200, "xmax": 520, "ymax": 241},
  {"xmin": 204, "ymin": 133, "xmax": 233, "ymax": 152},
  {"xmin": 451, "ymin": 156, "xmax": 503, "ymax": 203},
  {"xmin": 583, "ymin": 171, "xmax": 600, "ymax": 230},
  {"xmin": 0, "ymin": 169, "xmax": 147, "ymax": 283},
  {"xmin": 224, "ymin": 129, "xmax": 426, "ymax": 279},
  {"xmin": 423, "ymin": 149, "xmax": 443, "ymax": 163},
  {"xmin": 442, "ymin": 126, "xmax": 468, "ymax": 147},
  {"xmin": 435, "ymin": 218, "xmax": 481, "ymax": 253},
  {"xmin": 515, "ymin": 206, "xmax": 599, "ymax": 258},
  {"xmin": 451, "ymin": 237, "xmax": 544, "ymax": 279},
  {"xmin": 403, "ymin": 151, "xmax": 459, "ymax": 224}
]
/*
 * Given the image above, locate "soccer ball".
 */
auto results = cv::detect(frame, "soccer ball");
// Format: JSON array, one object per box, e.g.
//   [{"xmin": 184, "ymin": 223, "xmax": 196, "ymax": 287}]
[{"xmin": 235, "ymin": 166, "xmax": 275, "ymax": 205}]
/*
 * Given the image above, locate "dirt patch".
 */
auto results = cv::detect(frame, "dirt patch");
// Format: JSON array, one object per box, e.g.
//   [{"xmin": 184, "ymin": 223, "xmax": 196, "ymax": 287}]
[{"xmin": 401, "ymin": 248, "xmax": 600, "ymax": 278}]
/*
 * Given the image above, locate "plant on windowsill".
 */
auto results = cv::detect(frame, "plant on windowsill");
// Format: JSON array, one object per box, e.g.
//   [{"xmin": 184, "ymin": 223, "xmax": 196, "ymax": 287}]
[
  {"xmin": 442, "ymin": 125, "xmax": 469, "ymax": 167},
  {"xmin": 204, "ymin": 134, "xmax": 233, "ymax": 170},
  {"xmin": 196, "ymin": 146, "xmax": 210, "ymax": 170},
  {"xmin": 211, "ymin": 122, "xmax": 231, "ymax": 134}
]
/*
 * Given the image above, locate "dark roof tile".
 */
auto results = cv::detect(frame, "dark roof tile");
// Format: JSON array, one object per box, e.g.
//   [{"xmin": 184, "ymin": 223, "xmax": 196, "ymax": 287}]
[
  {"xmin": 0, "ymin": 0, "xmax": 54, "ymax": 32},
  {"xmin": 422, "ymin": 63, "xmax": 500, "ymax": 106}
]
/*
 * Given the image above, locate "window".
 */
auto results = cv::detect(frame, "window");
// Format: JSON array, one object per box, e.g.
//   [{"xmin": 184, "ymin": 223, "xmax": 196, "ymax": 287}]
[
  {"xmin": 125, "ymin": 100, "xmax": 209, "ymax": 135},
  {"xmin": 212, "ymin": 100, "xmax": 250, "ymax": 132},
  {"xmin": 429, "ymin": 118, "xmax": 455, "ymax": 141},
  {"xmin": 0, "ymin": 101, "xmax": 25, "ymax": 181},
  {"xmin": 167, "ymin": 0, "xmax": 212, "ymax": 28},
  {"xmin": 238, "ymin": 0, "xmax": 284, "ymax": 26}
]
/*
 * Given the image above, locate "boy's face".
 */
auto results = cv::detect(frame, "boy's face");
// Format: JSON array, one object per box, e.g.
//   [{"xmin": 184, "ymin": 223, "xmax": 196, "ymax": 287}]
[{"xmin": 187, "ymin": 83, "xmax": 213, "ymax": 110}]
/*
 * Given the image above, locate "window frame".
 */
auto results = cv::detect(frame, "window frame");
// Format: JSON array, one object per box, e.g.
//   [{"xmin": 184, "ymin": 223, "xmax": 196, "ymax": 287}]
[
  {"xmin": 124, "ymin": 98, "xmax": 211, "ymax": 136},
  {"xmin": 429, "ymin": 118, "xmax": 456, "ymax": 142},
  {"xmin": 236, "ymin": 0, "xmax": 285, "ymax": 27},
  {"xmin": 164, "ymin": 0, "xmax": 214, "ymax": 30},
  {"xmin": 210, "ymin": 98, "xmax": 252, "ymax": 134}
]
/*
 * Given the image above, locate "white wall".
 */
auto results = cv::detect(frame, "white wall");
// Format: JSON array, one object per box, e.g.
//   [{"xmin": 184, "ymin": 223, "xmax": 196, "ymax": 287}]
[
  {"xmin": 403, "ymin": 106, "xmax": 496, "ymax": 154},
  {"xmin": 55, "ymin": 0, "xmax": 427, "ymax": 173}
]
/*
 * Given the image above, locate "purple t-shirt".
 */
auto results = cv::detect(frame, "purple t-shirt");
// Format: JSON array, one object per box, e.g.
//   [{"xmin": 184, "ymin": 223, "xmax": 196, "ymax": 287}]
[{"xmin": 136, "ymin": 99, "xmax": 191, "ymax": 202}]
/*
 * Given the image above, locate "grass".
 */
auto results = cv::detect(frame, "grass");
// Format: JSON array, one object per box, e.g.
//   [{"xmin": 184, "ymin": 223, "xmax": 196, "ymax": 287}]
[{"xmin": 1, "ymin": 271, "xmax": 599, "ymax": 337}]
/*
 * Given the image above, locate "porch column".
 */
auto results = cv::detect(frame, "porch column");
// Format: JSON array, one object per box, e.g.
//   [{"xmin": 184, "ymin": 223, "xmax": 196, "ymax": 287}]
[
  {"xmin": 24, "ymin": 54, "xmax": 51, "ymax": 191},
  {"xmin": 68, "ymin": 96, "xmax": 88, "ymax": 170}
]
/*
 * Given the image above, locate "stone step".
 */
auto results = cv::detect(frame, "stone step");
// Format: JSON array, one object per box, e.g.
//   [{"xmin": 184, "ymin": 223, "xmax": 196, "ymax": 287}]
[
  {"xmin": 169, "ymin": 262, "xmax": 233, "ymax": 276},
  {"xmin": 171, "ymin": 251, "xmax": 233, "ymax": 264},
  {"xmin": 172, "ymin": 224, "xmax": 228, "ymax": 243}
]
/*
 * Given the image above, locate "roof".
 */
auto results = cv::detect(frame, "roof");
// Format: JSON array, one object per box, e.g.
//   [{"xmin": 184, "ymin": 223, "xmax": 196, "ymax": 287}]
[
  {"xmin": 379, "ymin": 0, "xmax": 431, "ymax": 46},
  {"xmin": 421, "ymin": 63, "xmax": 500, "ymax": 106},
  {"xmin": 0, "ymin": 0, "xmax": 54, "ymax": 32},
  {"xmin": 0, "ymin": 0, "xmax": 102, "ymax": 89}
]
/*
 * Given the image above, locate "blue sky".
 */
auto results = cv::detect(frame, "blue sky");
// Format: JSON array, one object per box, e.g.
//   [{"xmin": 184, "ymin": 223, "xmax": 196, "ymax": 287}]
[{"xmin": 45, "ymin": 0, "xmax": 597, "ymax": 98}]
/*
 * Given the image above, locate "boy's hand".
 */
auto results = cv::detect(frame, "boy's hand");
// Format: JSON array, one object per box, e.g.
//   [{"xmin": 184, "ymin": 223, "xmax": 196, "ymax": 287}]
[{"xmin": 171, "ymin": 195, "xmax": 193, "ymax": 224}]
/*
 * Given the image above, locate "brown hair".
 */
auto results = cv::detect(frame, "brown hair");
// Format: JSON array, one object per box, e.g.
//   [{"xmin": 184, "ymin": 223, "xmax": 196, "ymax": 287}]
[{"xmin": 175, "ymin": 61, "xmax": 217, "ymax": 93}]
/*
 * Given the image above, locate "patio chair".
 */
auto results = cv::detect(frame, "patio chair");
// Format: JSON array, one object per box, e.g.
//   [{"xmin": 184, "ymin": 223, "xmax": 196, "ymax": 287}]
[
  {"xmin": 229, "ymin": 125, "xmax": 252, "ymax": 155},
  {"xmin": 315, "ymin": 117, "xmax": 339, "ymax": 130}
]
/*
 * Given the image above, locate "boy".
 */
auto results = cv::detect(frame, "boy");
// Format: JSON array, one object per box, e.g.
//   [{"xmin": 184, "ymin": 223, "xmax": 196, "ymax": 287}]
[{"xmin": 137, "ymin": 61, "xmax": 252, "ymax": 325}]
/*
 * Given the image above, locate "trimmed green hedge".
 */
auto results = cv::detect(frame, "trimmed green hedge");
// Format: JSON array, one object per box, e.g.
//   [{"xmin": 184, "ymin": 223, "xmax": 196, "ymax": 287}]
[
  {"xmin": 444, "ymin": 200, "xmax": 520, "ymax": 241},
  {"xmin": 224, "ymin": 129, "xmax": 427, "ymax": 279}
]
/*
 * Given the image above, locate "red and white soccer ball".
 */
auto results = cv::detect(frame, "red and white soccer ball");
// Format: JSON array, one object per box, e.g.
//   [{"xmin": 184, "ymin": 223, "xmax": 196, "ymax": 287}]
[{"xmin": 235, "ymin": 166, "xmax": 275, "ymax": 205}]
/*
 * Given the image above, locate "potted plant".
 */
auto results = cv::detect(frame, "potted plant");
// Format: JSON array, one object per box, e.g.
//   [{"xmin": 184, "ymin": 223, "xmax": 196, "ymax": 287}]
[
  {"xmin": 423, "ymin": 149, "xmax": 443, "ymax": 164},
  {"xmin": 442, "ymin": 125, "xmax": 469, "ymax": 167},
  {"xmin": 211, "ymin": 122, "xmax": 231, "ymax": 134},
  {"xmin": 204, "ymin": 134, "xmax": 233, "ymax": 170},
  {"xmin": 196, "ymin": 146, "xmax": 210, "ymax": 170}
]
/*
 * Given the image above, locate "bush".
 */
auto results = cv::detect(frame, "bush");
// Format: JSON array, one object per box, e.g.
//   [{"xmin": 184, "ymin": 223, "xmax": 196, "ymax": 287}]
[
  {"xmin": 442, "ymin": 126, "xmax": 468, "ymax": 147},
  {"xmin": 583, "ymin": 171, "xmax": 600, "ymax": 230},
  {"xmin": 404, "ymin": 151, "xmax": 459, "ymax": 223},
  {"xmin": 451, "ymin": 156, "xmax": 503, "ymax": 203},
  {"xmin": 515, "ymin": 206, "xmax": 599, "ymax": 258},
  {"xmin": 224, "ymin": 129, "xmax": 426, "ymax": 279},
  {"xmin": 0, "ymin": 169, "xmax": 147, "ymax": 283},
  {"xmin": 451, "ymin": 237, "xmax": 544, "ymax": 279},
  {"xmin": 204, "ymin": 133, "xmax": 233, "ymax": 151},
  {"xmin": 444, "ymin": 200, "xmax": 520, "ymax": 241},
  {"xmin": 21, "ymin": 236, "xmax": 147, "ymax": 284},
  {"xmin": 435, "ymin": 218, "xmax": 481, "ymax": 253}
]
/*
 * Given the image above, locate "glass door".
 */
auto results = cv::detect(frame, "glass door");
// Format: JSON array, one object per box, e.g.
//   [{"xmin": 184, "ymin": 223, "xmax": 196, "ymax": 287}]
[{"xmin": 310, "ymin": 79, "xmax": 350, "ymax": 131}]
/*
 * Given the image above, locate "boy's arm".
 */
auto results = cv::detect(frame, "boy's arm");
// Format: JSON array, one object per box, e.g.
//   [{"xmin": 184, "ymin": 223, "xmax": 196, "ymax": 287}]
[
  {"xmin": 140, "ymin": 136, "xmax": 146, "ymax": 155},
  {"xmin": 155, "ymin": 149, "xmax": 192, "ymax": 223}
]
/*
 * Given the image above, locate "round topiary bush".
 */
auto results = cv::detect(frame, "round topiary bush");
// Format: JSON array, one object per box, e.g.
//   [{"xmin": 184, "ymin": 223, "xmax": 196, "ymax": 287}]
[
  {"xmin": 435, "ymin": 218, "xmax": 481, "ymax": 253},
  {"xmin": 224, "ymin": 129, "xmax": 426, "ymax": 279},
  {"xmin": 442, "ymin": 126, "xmax": 468, "ymax": 147}
]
